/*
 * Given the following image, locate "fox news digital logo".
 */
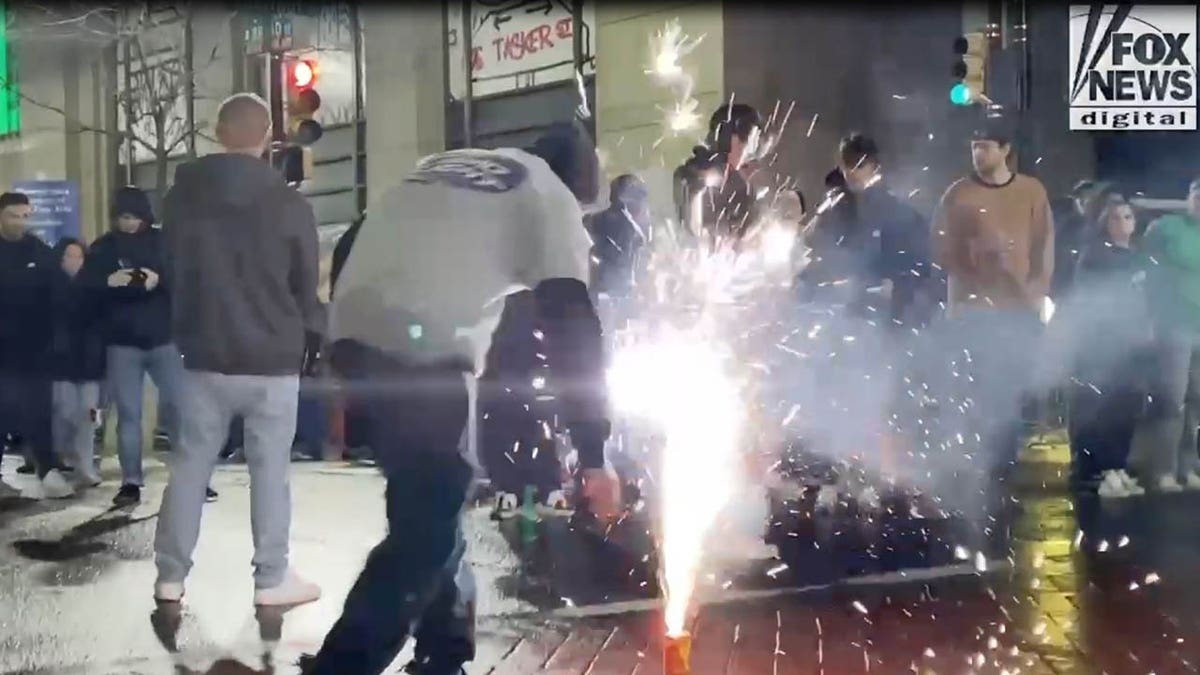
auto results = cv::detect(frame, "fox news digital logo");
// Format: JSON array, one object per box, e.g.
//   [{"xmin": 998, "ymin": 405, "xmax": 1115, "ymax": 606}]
[{"xmin": 1069, "ymin": 5, "xmax": 1197, "ymax": 130}]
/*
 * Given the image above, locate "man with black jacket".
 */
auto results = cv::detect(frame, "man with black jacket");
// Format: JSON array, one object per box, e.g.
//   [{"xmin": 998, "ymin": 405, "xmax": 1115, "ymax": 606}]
[
  {"xmin": 153, "ymin": 93, "xmax": 324, "ymax": 607},
  {"xmin": 304, "ymin": 121, "xmax": 616, "ymax": 675},
  {"xmin": 673, "ymin": 104, "xmax": 763, "ymax": 246},
  {"xmin": 803, "ymin": 133, "xmax": 932, "ymax": 327},
  {"xmin": 0, "ymin": 191, "xmax": 74, "ymax": 499},
  {"xmin": 82, "ymin": 186, "xmax": 186, "ymax": 506}
]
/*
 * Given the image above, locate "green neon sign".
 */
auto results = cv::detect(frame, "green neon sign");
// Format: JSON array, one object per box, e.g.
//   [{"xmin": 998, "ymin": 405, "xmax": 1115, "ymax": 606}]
[{"xmin": 0, "ymin": 0, "xmax": 20, "ymax": 137}]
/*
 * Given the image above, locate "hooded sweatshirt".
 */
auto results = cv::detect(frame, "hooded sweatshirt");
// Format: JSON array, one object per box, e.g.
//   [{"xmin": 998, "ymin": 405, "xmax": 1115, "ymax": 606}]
[
  {"xmin": 0, "ymin": 232, "xmax": 55, "ymax": 374},
  {"xmin": 84, "ymin": 224, "xmax": 173, "ymax": 350},
  {"xmin": 163, "ymin": 153, "xmax": 322, "ymax": 376}
]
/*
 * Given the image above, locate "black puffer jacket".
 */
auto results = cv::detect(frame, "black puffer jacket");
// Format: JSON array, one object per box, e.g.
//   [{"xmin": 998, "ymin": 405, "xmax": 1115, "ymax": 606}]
[
  {"xmin": 48, "ymin": 240, "xmax": 106, "ymax": 382},
  {"xmin": 0, "ymin": 233, "xmax": 55, "ymax": 374},
  {"xmin": 82, "ymin": 226, "xmax": 173, "ymax": 350}
]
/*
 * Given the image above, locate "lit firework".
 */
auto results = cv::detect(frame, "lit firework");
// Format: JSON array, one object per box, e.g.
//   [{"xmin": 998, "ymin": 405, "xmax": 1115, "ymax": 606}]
[{"xmin": 608, "ymin": 315, "xmax": 745, "ymax": 636}]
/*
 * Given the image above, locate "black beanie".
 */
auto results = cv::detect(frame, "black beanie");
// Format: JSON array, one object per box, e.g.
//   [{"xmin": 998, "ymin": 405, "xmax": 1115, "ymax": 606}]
[
  {"xmin": 111, "ymin": 186, "xmax": 155, "ymax": 226},
  {"xmin": 527, "ymin": 121, "xmax": 600, "ymax": 204}
]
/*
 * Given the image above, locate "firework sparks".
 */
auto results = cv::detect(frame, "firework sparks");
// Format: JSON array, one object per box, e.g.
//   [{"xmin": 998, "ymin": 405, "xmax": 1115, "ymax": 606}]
[
  {"xmin": 609, "ymin": 327, "xmax": 744, "ymax": 636},
  {"xmin": 647, "ymin": 18, "xmax": 706, "ymax": 145},
  {"xmin": 647, "ymin": 18, "xmax": 705, "ymax": 82}
]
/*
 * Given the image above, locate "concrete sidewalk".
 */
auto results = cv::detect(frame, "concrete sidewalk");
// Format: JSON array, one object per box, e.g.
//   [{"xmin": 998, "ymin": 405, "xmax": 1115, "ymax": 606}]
[{"xmin": 3, "ymin": 441, "xmax": 1200, "ymax": 674}]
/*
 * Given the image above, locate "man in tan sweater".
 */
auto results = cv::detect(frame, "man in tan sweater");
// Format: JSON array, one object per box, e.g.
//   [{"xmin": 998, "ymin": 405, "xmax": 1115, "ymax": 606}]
[
  {"xmin": 933, "ymin": 129, "xmax": 1054, "ymax": 316},
  {"xmin": 930, "ymin": 122, "xmax": 1055, "ymax": 483}
]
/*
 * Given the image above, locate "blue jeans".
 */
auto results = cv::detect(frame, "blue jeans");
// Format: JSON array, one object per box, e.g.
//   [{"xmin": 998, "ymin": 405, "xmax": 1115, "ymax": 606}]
[
  {"xmin": 107, "ymin": 344, "xmax": 184, "ymax": 486},
  {"xmin": 155, "ymin": 371, "xmax": 299, "ymax": 589},
  {"xmin": 310, "ymin": 347, "xmax": 476, "ymax": 674}
]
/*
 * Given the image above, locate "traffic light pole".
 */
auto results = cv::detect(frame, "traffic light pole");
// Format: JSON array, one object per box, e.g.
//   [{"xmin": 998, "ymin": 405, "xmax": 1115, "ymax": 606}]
[{"xmin": 264, "ymin": 14, "xmax": 286, "ymax": 145}]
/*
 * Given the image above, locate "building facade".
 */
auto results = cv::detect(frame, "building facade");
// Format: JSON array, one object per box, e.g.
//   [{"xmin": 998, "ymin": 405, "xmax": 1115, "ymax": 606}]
[{"xmin": 2, "ymin": 0, "xmax": 1119, "ymax": 251}]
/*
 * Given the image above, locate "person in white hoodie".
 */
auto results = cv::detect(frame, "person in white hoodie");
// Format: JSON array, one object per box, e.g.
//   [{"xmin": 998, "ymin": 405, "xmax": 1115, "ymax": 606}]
[{"xmin": 304, "ymin": 121, "xmax": 618, "ymax": 675}]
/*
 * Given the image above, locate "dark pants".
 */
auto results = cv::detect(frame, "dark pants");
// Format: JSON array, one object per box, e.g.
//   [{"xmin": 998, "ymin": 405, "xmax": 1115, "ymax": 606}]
[
  {"xmin": 0, "ymin": 373, "xmax": 55, "ymax": 479},
  {"xmin": 310, "ymin": 348, "xmax": 476, "ymax": 675},
  {"xmin": 478, "ymin": 384, "xmax": 561, "ymax": 497},
  {"xmin": 293, "ymin": 382, "xmax": 330, "ymax": 456},
  {"xmin": 1068, "ymin": 383, "xmax": 1141, "ymax": 484}
]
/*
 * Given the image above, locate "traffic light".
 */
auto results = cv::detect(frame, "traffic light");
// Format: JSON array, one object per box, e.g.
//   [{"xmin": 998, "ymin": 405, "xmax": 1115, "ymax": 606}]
[
  {"xmin": 285, "ymin": 57, "xmax": 323, "ymax": 145},
  {"xmin": 951, "ymin": 32, "xmax": 987, "ymax": 106}
]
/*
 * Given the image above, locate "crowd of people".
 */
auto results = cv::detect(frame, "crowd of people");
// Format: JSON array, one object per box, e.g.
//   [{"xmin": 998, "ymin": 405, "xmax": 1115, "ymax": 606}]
[{"xmin": 1, "ymin": 87, "xmax": 1198, "ymax": 675}]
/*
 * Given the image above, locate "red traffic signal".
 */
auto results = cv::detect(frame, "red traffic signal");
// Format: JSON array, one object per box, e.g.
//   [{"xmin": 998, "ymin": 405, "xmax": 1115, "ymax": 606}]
[{"xmin": 290, "ymin": 59, "xmax": 317, "ymax": 89}]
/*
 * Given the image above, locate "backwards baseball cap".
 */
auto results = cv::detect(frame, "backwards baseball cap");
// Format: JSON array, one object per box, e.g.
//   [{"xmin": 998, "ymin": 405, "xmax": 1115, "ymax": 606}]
[
  {"xmin": 527, "ymin": 119, "xmax": 600, "ymax": 205},
  {"xmin": 972, "ymin": 117, "xmax": 1014, "ymax": 146}
]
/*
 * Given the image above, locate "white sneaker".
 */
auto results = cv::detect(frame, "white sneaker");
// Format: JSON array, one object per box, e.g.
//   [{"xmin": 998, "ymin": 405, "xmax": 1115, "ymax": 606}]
[
  {"xmin": 1183, "ymin": 472, "xmax": 1200, "ymax": 490},
  {"xmin": 1156, "ymin": 474, "xmax": 1184, "ymax": 493},
  {"xmin": 1098, "ymin": 475, "xmax": 1130, "ymax": 499},
  {"xmin": 40, "ymin": 470, "xmax": 75, "ymax": 499},
  {"xmin": 537, "ymin": 489, "xmax": 574, "ymax": 517},
  {"xmin": 0, "ymin": 480, "xmax": 22, "ymax": 499},
  {"xmin": 490, "ymin": 492, "xmax": 519, "ymax": 521},
  {"xmin": 75, "ymin": 470, "xmax": 102, "ymax": 488},
  {"xmin": 154, "ymin": 581, "xmax": 185, "ymax": 602},
  {"xmin": 253, "ymin": 570, "xmax": 321, "ymax": 606}
]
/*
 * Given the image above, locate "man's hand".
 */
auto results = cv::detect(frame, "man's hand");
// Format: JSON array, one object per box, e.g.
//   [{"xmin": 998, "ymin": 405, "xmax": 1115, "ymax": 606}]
[
  {"xmin": 107, "ymin": 270, "xmax": 133, "ymax": 288},
  {"xmin": 579, "ymin": 467, "xmax": 621, "ymax": 524},
  {"xmin": 141, "ymin": 268, "xmax": 160, "ymax": 291}
]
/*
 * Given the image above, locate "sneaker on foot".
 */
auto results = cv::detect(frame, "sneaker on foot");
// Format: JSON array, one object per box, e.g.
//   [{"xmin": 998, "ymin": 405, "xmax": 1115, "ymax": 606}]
[
  {"xmin": 1183, "ymin": 472, "xmax": 1200, "ymax": 490},
  {"xmin": 205, "ymin": 487, "xmax": 218, "ymax": 503},
  {"xmin": 490, "ymin": 492, "xmax": 519, "ymax": 521},
  {"xmin": 253, "ymin": 570, "xmax": 321, "ymax": 606},
  {"xmin": 1098, "ymin": 472, "xmax": 1131, "ymax": 498},
  {"xmin": 537, "ymin": 489, "xmax": 574, "ymax": 517},
  {"xmin": 1156, "ymin": 474, "xmax": 1184, "ymax": 493},
  {"xmin": 0, "ymin": 479, "xmax": 22, "ymax": 499},
  {"xmin": 41, "ymin": 469, "xmax": 75, "ymax": 499},
  {"xmin": 154, "ymin": 580, "xmax": 185, "ymax": 602},
  {"xmin": 113, "ymin": 484, "xmax": 141, "ymax": 507},
  {"xmin": 75, "ymin": 470, "xmax": 102, "ymax": 489}
]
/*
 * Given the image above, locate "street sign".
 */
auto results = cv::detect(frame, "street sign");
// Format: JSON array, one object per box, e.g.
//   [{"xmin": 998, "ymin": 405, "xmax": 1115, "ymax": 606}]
[
  {"xmin": 12, "ymin": 179, "xmax": 80, "ymax": 245},
  {"xmin": 244, "ymin": 14, "xmax": 294, "ymax": 54}
]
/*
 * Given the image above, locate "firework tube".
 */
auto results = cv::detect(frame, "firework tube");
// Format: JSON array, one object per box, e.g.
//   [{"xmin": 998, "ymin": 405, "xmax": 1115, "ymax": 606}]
[{"xmin": 665, "ymin": 631, "xmax": 692, "ymax": 674}]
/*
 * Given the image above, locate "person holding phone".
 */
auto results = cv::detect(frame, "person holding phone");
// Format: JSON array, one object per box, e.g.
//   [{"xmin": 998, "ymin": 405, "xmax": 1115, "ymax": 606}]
[{"xmin": 81, "ymin": 187, "xmax": 209, "ymax": 506}]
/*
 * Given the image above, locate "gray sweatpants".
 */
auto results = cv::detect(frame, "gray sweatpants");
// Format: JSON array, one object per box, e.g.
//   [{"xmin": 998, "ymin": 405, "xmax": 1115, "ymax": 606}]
[
  {"xmin": 1129, "ymin": 329, "xmax": 1200, "ymax": 480},
  {"xmin": 154, "ymin": 369, "xmax": 299, "ymax": 589}
]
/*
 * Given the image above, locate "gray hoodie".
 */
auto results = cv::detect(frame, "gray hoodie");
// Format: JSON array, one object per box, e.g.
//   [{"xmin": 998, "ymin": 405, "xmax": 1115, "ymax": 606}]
[{"xmin": 162, "ymin": 153, "xmax": 322, "ymax": 376}]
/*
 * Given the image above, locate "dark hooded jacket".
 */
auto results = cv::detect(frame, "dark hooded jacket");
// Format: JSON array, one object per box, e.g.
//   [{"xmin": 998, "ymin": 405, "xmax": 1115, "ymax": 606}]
[
  {"xmin": 585, "ymin": 177, "xmax": 648, "ymax": 297},
  {"xmin": 82, "ymin": 187, "xmax": 174, "ymax": 350},
  {"xmin": 673, "ymin": 146, "xmax": 758, "ymax": 243},
  {"xmin": 48, "ymin": 239, "xmax": 106, "ymax": 382},
  {"xmin": 802, "ymin": 179, "xmax": 929, "ymax": 321},
  {"xmin": 0, "ymin": 231, "xmax": 55, "ymax": 374},
  {"xmin": 163, "ymin": 153, "xmax": 322, "ymax": 376}
]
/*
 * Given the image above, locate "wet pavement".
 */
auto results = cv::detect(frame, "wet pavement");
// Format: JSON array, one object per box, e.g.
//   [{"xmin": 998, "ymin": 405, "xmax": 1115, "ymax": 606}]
[{"xmin": 3, "ymin": 438, "xmax": 1200, "ymax": 673}]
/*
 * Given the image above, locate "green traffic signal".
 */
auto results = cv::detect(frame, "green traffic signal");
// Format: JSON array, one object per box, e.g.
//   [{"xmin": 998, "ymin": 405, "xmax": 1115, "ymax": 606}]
[{"xmin": 950, "ymin": 82, "xmax": 972, "ymax": 106}]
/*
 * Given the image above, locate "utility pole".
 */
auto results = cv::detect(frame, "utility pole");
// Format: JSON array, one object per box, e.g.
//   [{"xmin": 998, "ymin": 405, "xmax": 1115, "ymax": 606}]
[{"xmin": 265, "ymin": 10, "xmax": 286, "ymax": 145}]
